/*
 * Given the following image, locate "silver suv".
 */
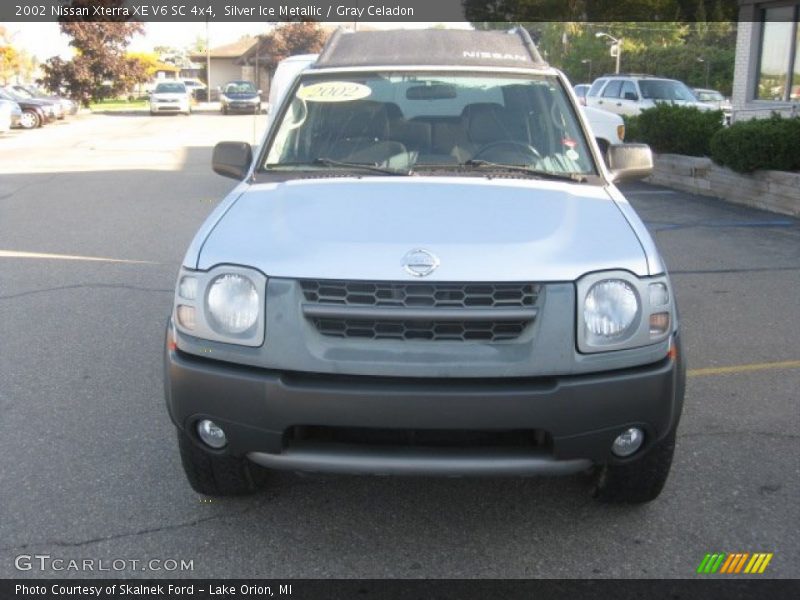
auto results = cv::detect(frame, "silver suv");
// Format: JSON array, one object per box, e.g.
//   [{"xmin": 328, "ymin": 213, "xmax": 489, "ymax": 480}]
[
  {"xmin": 586, "ymin": 74, "xmax": 714, "ymax": 116},
  {"xmin": 165, "ymin": 29, "xmax": 685, "ymax": 503}
]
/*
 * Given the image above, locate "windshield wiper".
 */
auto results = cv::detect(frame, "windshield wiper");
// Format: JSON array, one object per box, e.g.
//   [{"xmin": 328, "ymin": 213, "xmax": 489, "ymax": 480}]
[
  {"xmin": 313, "ymin": 157, "xmax": 412, "ymax": 176},
  {"xmin": 460, "ymin": 159, "xmax": 587, "ymax": 183},
  {"xmin": 265, "ymin": 159, "xmax": 411, "ymax": 176}
]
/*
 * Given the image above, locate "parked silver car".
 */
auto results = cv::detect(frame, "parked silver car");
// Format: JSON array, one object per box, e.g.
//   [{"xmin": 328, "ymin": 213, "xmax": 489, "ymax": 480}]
[
  {"xmin": 0, "ymin": 98, "xmax": 22, "ymax": 133},
  {"xmin": 149, "ymin": 81, "xmax": 191, "ymax": 115},
  {"xmin": 166, "ymin": 29, "xmax": 685, "ymax": 503}
]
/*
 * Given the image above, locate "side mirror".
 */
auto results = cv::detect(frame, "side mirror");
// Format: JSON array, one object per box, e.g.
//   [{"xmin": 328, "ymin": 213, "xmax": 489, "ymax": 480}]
[
  {"xmin": 624, "ymin": 92, "xmax": 638, "ymax": 101},
  {"xmin": 607, "ymin": 144, "xmax": 653, "ymax": 182},
  {"xmin": 212, "ymin": 141, "xmax": 253, "ymax": 180}
]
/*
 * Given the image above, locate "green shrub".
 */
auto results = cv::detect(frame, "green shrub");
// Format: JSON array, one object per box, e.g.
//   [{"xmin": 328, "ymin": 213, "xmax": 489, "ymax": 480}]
[
  {"xmin": 633, "ymin": 104, "xmax": 724, "ymax": 157},
  {"xmin": 622, "ymin": 114, "xmax": 641, "ymax": 144},
  {"xmin": 710, "ymin": 114, "xmax": 800, "ymax": 173}
]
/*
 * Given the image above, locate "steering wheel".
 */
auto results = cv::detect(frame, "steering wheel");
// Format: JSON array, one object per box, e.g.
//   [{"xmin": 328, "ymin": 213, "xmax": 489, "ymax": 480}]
[{"xmin": 471, "ymin": 141, "xmax": 541, "ymax": 163}]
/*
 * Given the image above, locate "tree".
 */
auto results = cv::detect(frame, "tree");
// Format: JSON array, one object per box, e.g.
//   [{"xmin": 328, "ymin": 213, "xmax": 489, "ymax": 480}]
[
  {"xmin": 257, "ymin": 22, "xmax": 328, "ymax": 73},
  {"xmin": 40, "ymin": 20, "xmax": 145, "ymax": 105}
]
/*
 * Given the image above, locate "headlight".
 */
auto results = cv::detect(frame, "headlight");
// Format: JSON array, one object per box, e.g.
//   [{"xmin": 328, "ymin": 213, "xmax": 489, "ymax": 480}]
[
  {"xmin": 583, "ymin": 279, "xmax": 639, "ymax": 342},
  {"xmin": 577, "ymin": 271, "xmax": 674, "ymax": 353},
  {"xmin": 207, "ymin": 274, "xmax": 259, "ymax": 334},
  {"xmin": 172, "ymin": 266, "xmax": 266, "ymax": 346}
]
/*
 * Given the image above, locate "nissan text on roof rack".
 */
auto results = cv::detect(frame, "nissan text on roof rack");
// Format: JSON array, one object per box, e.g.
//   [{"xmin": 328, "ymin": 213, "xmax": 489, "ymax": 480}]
[{"xmin": 165, "ymin": 28, "xmax": 685, "ymax": 503}]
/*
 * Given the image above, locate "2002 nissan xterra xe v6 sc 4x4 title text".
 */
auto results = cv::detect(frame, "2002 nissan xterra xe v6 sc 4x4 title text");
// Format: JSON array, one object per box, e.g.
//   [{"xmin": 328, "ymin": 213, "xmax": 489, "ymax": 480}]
[{"xmin": 165, "ymin": 29, "xmax": 685, "ymax": 503}]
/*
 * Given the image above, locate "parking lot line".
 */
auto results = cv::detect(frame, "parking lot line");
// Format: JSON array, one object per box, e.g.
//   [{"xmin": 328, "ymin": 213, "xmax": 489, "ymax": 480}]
[
  {"xmin": 0, "ymin": 250, "xmax": 157, "ymax": 264},
  {"xmin": 688, "ymin": 360, "xmax": 800, "ymax": 377}
]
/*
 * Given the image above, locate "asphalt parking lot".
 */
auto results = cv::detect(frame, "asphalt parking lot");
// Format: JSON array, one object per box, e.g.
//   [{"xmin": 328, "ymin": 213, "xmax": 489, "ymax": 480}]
[{"xmin": 1, "ymin": 112, "xmax": 798, "ymax": 579}]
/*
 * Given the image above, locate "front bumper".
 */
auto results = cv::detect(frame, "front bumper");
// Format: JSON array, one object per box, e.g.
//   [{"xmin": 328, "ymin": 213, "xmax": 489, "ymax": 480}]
[
  {"xmin": 151, "ymin": 103, "xmax": 189, "ymax": 113},
  {"xmin": 223, "ymin": 100, "xmax": 260, "ymax": 112},
  {"xmin": 165, "ymin": 325, "xmax": 685, "ymax": 476}
]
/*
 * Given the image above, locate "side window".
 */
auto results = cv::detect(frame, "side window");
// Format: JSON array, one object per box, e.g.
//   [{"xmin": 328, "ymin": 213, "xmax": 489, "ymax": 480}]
[
  {"xmin": 621, "ymin": 81, "xmax": 638, "ymax": 100},
  {"xmin": 602, "ymin": 80, "xmax": 623, "ymax": 98},
  {"xmin": 587, "ymin": 79, "xmax": 607, "ymax": 97}
]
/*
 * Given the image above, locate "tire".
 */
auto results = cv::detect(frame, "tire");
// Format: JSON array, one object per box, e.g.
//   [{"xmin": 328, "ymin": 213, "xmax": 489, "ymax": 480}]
[
  {"xmin": 177, "ymin": 428, "xmax": 267, "ymax": 496},
  {"xmin": 19, "ymin": 110, "xmax": 40, "ymax": 129},
  {"xmin": 592, "ymin": 431, "xmax": 677, "ymax": 504}
]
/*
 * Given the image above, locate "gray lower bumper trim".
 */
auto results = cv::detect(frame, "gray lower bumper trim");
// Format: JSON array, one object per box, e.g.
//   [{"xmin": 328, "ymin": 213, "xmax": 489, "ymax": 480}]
[{"xmin": 248, "ymin": 443, "xmax": 592, "ymax": 476}]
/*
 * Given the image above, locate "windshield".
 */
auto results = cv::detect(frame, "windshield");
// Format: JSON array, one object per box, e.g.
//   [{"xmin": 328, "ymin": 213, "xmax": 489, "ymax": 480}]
[
  {"xmin": 263, "ymin": 72, "xmax": 596, "ymax": 176},
  {"xmin": 1, "ymin": 87, "xmax": 24, "ymax": 100},
  {"xmin": 225, "ymin": 82, "xmax": 256, "ymax": 94},
  {"xmin": 697, "ymin": 90, "xmax": 724, "ymax": 102},
  {"xmin": 154, "ymin": 83, "xmax": 186, "ymax": 94},
  {"xmin": 639, "ymin": 80, "xmax": 697, "ymax": 101}
]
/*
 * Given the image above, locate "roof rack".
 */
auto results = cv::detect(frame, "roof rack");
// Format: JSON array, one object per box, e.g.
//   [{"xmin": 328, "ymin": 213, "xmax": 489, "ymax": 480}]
[{"xmin": 314, "ymin": 28, "xmax": 549, "ymax": 70}]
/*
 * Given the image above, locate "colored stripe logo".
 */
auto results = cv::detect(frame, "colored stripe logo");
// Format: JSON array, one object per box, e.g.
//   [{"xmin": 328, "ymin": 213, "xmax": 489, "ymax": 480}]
[{"xmin": 697, "ymin": 552, "xmax": 773, "ymax": 574}]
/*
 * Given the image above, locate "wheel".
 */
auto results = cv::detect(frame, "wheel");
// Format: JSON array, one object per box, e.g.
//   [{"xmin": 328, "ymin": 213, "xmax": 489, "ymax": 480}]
[
  {"xmin": 592, "ymin": 431, "xmax": 677, "ymax": 504},
  {"xmin": 19, "ymin": 110, "xmax": 41, "ymax": 129},
  {"xmin": 177, "ymin": 428, "xmax": 267, "ymax": 496},
  {"xmin": 472, "ymin": 141, "xmax": 541, "ymax": 163},
  {"xmin": 149, "ymin": 110, "xmax": 156, "ymax": 116}
]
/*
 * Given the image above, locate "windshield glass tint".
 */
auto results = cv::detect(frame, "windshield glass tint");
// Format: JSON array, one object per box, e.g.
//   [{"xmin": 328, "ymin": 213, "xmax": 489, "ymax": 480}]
[
  {"xmin": 225, "ymin": 82, "xmax": 256, "ymax": 94},
  {"xmin": 264, "ymin": 73, "xmax": 595, "ymax": 176},
  {"xmin": 639, "ymin": 80, "xmax": 696, "ymax": 101},
  {"xmin": 154, "ymin": 83, "xmax": 186, "ymax": 93}
]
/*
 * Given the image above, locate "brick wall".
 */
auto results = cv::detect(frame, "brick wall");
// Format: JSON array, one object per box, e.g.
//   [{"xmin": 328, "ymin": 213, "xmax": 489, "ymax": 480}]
[{"xmin": 646, "ymin": 154, "xmax": 800, "ymax": 217}]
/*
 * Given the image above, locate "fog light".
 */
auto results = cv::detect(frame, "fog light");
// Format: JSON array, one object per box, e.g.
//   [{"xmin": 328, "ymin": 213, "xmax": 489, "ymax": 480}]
[
  {"xmin": 176, "ymin": 305, "xmax": 196, "ymax": 330},
  {"xmin": 612, "ymin": 427, "xmax": 644, "ymax": 457},
  {"xmin": 650, "ymin": 311, "xmax": 670, "ymax": 336},
  {"xmin": 197, "ymin": 419, "xmax": 227, "ymax": 449}
]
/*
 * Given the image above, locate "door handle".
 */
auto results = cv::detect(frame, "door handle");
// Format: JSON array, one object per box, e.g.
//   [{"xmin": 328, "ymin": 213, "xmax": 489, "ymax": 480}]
[{"xmin": 616, "ymin": 102, "xmax": 622, "ymax": 106}]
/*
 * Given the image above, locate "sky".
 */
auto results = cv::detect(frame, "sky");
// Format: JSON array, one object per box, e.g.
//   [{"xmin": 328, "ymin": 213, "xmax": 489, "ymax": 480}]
[{"xmin": 3, "ymin": 21, "xmax": 472, "ymax": 62}]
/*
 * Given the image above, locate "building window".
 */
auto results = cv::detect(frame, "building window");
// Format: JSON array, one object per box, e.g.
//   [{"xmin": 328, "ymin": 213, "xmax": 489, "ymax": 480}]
[{"xmin": 756, "ymin": 4, "xmax": 800, "ymax": 101}]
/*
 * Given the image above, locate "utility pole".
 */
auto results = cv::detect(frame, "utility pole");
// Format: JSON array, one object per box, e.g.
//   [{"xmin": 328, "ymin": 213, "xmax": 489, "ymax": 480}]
[{"xmin": 205, "ymin": 18, "xmax": 211, "ymax": 102}]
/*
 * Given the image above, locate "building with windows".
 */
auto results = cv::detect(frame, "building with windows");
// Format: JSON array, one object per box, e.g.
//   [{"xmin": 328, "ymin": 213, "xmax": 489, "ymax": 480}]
[{"xmin": 732, "ymin": 0, "xmax": 799, "ymax": 121}]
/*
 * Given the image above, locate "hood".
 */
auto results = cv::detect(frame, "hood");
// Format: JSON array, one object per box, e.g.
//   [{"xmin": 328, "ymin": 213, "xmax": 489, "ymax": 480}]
[{"xmin": 196, "ymin": 177, "xmax": 649, "ymax": 282}]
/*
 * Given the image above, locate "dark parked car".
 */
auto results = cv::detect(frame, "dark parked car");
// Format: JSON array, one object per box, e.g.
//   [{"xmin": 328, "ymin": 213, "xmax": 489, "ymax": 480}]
[
  {"xmin": 220, "ymin": 80, "xmax": 262, "ymax": 114},
  {"xmin": 0, "ymin": 87, "xmax": 55, "ymax": 129},
  {"xmin": 9, "ymin": 84, "xmax": 77, "ymax": 117}
]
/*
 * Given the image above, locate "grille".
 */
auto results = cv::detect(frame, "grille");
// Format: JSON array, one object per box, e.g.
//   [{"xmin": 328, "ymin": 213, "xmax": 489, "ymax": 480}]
[
  {"xmin": 301, "ymin": 280, "xmax": 540, "ymax": 342},
  {"xmin": 300, "ymin": 280, "xmax": 539, "ymax": 308},
  {"xmin": 311, "ymin": 317, "xmax": 529, "ymax": 341}
]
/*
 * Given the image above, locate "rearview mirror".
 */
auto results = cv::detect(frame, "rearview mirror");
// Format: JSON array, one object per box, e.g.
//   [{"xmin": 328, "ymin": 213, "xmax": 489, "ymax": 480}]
[
  {"xmin": 406, "ymin": 84, "xmax": 457, "ymax": 100},
  {"xmin": 607, "ymin": 144, "xmax": 653, "ymax": 182},
  {"xmin": 212, "ymin": 142, "xmax": 253, "ymax": 180}
]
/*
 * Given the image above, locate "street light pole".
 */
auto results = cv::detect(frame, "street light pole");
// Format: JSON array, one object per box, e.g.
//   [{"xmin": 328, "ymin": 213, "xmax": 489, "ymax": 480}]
[
  {"xmin": 596, "ymin": 32, "xmax": 622, "ymax": 74},
  {"xmin": 581, "ymin": 58, "xmax": 592, "ymax": 81},
  {"xmin": 697, "ymin": 57, "xmax": 710, "ymax": 88}
]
